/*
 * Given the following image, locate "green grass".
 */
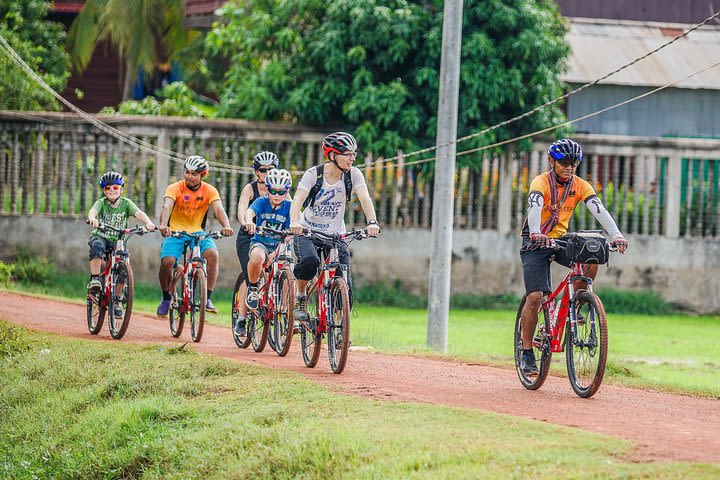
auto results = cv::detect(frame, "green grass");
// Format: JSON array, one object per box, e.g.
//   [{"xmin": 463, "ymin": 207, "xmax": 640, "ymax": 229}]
[
  {"xmin": 6, "ymin": 271, "xmax": 720, "ymax": 398},
  {"xmin": 1, "ymin": 320, "xmax": 717, "ymax": 479}
]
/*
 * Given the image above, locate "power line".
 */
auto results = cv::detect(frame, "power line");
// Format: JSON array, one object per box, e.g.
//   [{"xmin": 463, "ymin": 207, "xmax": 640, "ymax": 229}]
[
  {"xmin": 358, "ymin": 10, "xmax": 720, "ymax": 168},
  {"xmin": 365, "ymin": 59, "xmax": 720, "ymax": 170}
]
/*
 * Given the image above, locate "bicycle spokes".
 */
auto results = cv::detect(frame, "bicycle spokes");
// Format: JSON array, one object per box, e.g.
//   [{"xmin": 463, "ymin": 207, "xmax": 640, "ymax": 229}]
[{"xmin": 566, "ymin": 291, "xmax": 608, "ymax": 398}]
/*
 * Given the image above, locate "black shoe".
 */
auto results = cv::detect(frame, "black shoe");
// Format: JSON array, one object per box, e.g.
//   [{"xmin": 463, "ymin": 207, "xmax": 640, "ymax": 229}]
[
  {"xmin": 234, "ymin": 319, "xmax": 246, "ymax": 337},
  {"xmin": 521, "ymin": 350, "xmax": 539, "ymax": 376},
  {"xmin": 294, "ymin": 295, "xmax": 308, "ymax": 322}
]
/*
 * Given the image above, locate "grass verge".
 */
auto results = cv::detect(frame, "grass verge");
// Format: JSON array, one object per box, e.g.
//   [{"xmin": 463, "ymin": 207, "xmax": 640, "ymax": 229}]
[{"xmin": 1, "ymin": 320, "xmax": 717, "ymax": 479}]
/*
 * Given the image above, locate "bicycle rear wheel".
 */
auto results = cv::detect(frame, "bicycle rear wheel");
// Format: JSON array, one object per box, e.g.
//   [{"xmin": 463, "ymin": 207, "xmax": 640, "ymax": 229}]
[
  {"xmin": 249, "ymin": 274, "xmax": 269, "ymax": 352},
  {"xmin": 300, "ymin": 287, "xmax": 321, "ymax": 368},
  {"xmin": 273, "ymin": 269, "xmax": 295, "ymax": 357},
  {"xmin": 231, "ymin": 272, "xmax": 251, "ymax": 348},
  {"xmin": 566, "ymin": 290, "xmax": 608, "ymax": 398},
  {"xmin": 514, "ymin": 294, "xmax": 552, "ymax": 390},
  {"xmin": 327, "ymin": 277, "xmax": 350, "ymax": 374},
  {"xmin": 190, "ymin": 269, "xmax": 207, "ymax": 342},
  {"xmin": 169, "ymin": 271, "xmax": 185, "ymax": 338},
  {"xmin": 108, "ymin": 261, "xmax": 133, "ymax": 340},
  {"xmin": 86, "ymin": 287, "xmax": 106, "ymax": 335}
]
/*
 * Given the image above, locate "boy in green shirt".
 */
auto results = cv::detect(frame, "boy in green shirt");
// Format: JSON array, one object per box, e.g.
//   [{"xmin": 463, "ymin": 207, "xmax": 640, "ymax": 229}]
[{"xmin": 86, "ymin": 171, "xmax": 155, "ymax": 291}]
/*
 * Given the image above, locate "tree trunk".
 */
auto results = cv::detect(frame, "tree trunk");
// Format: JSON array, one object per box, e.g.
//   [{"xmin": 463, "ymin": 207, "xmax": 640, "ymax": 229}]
[{"xmin": 122, "ymin": 60, "xmax": 137, "ymax": 101}]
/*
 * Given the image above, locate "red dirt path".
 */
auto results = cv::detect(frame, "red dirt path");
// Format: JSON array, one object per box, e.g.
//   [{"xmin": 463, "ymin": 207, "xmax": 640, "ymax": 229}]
[{"xmin": 1, "ymin": 291, "xmax": 718, "ymax": 465}]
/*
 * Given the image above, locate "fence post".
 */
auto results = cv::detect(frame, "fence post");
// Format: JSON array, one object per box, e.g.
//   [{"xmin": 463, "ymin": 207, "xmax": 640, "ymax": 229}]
[
  {"xmin": 154, "ymin": 129, "xmax": 170, "ymax": 219},
  {"xmin": 390, "ymin": 150, "xmax": 404, "ymax": 227},
  {"xmin": 496, "ymin": 146, "xmax": 513, "ymax": 234},
  {"xmin": 665, "ymin": 153, "xmax": 682, "ymax": 238}
]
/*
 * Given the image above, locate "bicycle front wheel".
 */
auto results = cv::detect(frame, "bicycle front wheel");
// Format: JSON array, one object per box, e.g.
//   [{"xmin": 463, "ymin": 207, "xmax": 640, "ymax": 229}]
[
  {"xmin": 190, "ymin": 269, "xmax": 207, "ymax": 342},
  {"xmin": 273, "ymin": 269, "xmax": 295, "ymax": 357},
  {"xmin": 566, "ymin": 290, "xmax": 608, "ymax": 398},
  {"xmin": 514, "ymin": 294, "xmax": 552, "ymax": 390},
  {"xmin": 86, "ymin": 288, "xmax": 106, "ymax": 335},
  {"xmin": 231, "ymin": 272, "xmax": 251, "ymax": 348},
  {"xmin": 327, "ymin": 277, "xmax": 350, "ymax": 374},
  {"xmin": 169, "ymin": 270, "xmax": 185, "ymax": 338},
  {"xmin": 108, "ymin": 261, "xmax": 133, "ymax": 340},
  {"xmin": 300, "ymin": 287, "xmax": 321, "ymax": 368}
]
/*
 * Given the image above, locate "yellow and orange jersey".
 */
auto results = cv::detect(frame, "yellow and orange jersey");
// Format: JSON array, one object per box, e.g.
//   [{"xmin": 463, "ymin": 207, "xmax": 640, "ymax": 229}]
[
  {"xmin": 523, "ymin": 172, "xmax": 596, "ymax": 238},
  {"xmin": 164, "ymin": 180, "xmax": 220, "ymax": 233}
]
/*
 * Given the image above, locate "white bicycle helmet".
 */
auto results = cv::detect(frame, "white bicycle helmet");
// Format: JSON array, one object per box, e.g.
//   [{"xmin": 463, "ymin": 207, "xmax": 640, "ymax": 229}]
[
  {"xmin": 253, "ymin": 151, "xmax": 280, "ymax": 169},
  {"xmin": 184, "ymin": 155, "xmax": 209, "ymax": 175},
  {"xmin": 265, "ymin": 168, "xmax": 292, "ymax": 190}
]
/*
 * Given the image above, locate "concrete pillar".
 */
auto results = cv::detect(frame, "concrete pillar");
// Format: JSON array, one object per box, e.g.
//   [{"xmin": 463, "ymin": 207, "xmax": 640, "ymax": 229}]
[
  {"xmin": 496, "ymin": 147, "xmax": 514, "ymax": 234},
  {"xmin": 154, "ymin": 129, "xmax": 170, "ymax": 219},
  {"xmin": 665, "ymin": 153, "xmax": 682, "ymax": 238}
]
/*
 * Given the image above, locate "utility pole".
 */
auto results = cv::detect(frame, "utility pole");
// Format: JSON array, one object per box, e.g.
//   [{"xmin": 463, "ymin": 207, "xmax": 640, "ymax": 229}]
[{"xmin": 427, "ymin": 0, "xmax": 464, "ymax": 352}]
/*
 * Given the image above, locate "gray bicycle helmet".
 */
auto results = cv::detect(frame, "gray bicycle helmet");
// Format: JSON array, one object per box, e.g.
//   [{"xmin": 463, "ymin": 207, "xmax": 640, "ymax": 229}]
[
  {"xmin": 184, "ymin": 155, "xmax": 209, "ymax": 175},
  {"xmin": 253, "ymin": 151, "xmax": 279, "ymax": 169}
]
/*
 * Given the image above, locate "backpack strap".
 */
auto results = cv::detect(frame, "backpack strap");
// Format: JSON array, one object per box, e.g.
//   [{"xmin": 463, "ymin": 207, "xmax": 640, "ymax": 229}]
[
  {"xmin": 540, "ymin": 172, "xmax": 573, "ymax": 235},
  {"xmin": 302, "ymin": 164, "xmax": 325, "ymax": 209},
  {"xmin": 343, "ymin": 169, "xmax": 353, "ymax": 202}
]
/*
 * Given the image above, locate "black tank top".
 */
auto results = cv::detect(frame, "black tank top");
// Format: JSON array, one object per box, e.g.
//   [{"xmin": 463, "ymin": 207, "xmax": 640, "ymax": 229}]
[{"xmin": 240, "ymin": 181, "xmax": 262, "ymax": 237}]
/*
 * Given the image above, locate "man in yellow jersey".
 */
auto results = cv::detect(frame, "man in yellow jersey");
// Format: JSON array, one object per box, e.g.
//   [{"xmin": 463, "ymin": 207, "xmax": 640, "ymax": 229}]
[
  {"xmin": 156, "ymin": 155, "xmax": 234, "ymax": 317},
  {"xmin": 519, "ymin": 139, "xmax": 628, "ymax": 375}
]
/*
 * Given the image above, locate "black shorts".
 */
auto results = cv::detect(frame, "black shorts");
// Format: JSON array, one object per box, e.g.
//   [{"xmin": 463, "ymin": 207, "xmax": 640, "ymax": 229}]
[
  {"xmin": 520, "ymin": 237, "xmax": 573, "ymax": 295},
  {"xmin": 236, "ymin": 231, "xmax": 252, "ymax": 279}
]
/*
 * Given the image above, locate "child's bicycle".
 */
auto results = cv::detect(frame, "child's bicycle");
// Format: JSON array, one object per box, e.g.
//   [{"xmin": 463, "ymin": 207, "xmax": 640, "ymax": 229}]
[
  {"xmin": 514, "ymin": 231, "xmax": 617, "ymax": 398},
  {"xmin": 167, "ymin": 230, "xmax": 225, "ymax": 343},
  {"xmin": 231, "ymin": 226, "xmax": 295, "ymax": 356},
  {"xmin": 295, "ymin": 228, "xmax": 370, "ymax": 374},
  {"xmin": 86, "ymin": 222, "xmax": 154, "ymax": 339}
]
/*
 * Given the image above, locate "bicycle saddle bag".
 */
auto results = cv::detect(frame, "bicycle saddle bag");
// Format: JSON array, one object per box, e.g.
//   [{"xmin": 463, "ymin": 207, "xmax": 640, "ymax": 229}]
[{"xmin": 564, "ymin": 232, "xmax": 609, "ymax": 265}]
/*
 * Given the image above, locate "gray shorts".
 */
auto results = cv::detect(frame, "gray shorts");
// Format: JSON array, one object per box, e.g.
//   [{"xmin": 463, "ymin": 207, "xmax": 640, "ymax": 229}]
[
  {"xmin": 520, "ymin": 240, "xmax": 573, "ymax": 295},
  {"xmin": 249, "ymin": 241, "xmax": 272, "ymax": 258}
]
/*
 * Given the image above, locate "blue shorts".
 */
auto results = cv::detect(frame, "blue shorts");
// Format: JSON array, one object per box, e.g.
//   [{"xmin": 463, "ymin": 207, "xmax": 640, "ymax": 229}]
[{"xmin": 160, "ymin": 232, "xmax": 217, "ymax": 262}]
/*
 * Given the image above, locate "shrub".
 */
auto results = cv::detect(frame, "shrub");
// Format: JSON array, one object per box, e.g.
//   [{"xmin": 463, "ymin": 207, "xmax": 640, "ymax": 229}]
[
  {"xmin": 13, "ymin": 249, "xmax": 55, "ymax": 285},
  {"xmin": 0, "ymin": 260, "xmax": 14, "ymax": 286}
]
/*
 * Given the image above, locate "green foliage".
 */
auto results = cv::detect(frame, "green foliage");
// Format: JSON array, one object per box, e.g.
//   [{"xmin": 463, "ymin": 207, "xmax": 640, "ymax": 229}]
[
  {"xmin": 0, "ymin": 320, "xmax": 30, "ymax": 358},
  {"xmin": 100, "ymin": 81, "xmax": 206, "ymax": 117},
  {"xmin": 0, "ymin": 0, "xmax": 70, "ymax": 110},
  {"xmin": 206, "ymin": 0, "xmax": 569, "ymax": 159},
  {"xmin": 0, "ymin": 260, "xmax": 13, "ymax": 286},
  {"xmin": 12, "ymin": 249, "xmax": 55, "ymax": 285},
  {"xmin": 596, "ymin": 288, "xmax": 674, "ymax": 316}
]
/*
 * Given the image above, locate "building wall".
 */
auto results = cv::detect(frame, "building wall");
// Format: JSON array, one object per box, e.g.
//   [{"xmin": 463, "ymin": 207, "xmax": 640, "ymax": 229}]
[
  {"xmin": 2, "ymin": 216, "xmax": 719, "ymax": 313},
  {"xmin": 556, "ymin": 0, "xmax": 715, "ymax": 24},
  {"xmin": 567, "ymin": 84, "xmax": 720, "ymax": 138}
]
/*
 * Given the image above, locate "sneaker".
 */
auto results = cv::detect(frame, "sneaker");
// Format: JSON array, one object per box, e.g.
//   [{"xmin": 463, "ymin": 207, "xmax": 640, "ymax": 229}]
[
  {"xmin": 157, "ymin": 299, "xmax": 171, "ymax": 318},
  {"xmin": 521, "ymin": 350, "xmax": 539, "ymax": 376},
  {"xmin": 246, "ymin": 285, "xmax": 260, "ymax": 311},
  {"xmin": 233, "ymin": 319, "xmax": 246, "ymax": 337},
  {"xmin": 87, "ymin": 277, "xmax": 101, "ymax": 292},
  {"xmin": 113, "ymin": 306, "xmax": 123, "ymax": 319},
  {"xmin": 206, "ymin": 299, "xmax": 218, "ymax": 314},
  {"xmin": 294, "ymin": 295, "xmax": 308, "ymax": 322}
]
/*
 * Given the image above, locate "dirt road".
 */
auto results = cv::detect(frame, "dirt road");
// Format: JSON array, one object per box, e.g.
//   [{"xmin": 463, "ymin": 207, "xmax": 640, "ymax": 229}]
[{"xmin": 1, "ymin": 291, "xmax": 718, "ymax": 464}]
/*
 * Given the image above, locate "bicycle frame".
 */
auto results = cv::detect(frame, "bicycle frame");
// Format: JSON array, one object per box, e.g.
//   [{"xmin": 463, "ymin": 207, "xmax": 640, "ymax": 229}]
[
  {"xmin": 91, "ymin": 229, "xmax": 133, "ymax": 308},
  {"xmin": 538, "ymin": 261, "xmax": 594, "ymax": 353},
  {"xmin": 305, "ymin": 239, "xmax": 348, "ymax": 335},
  {"xmin": 174, "ymin": 234, "xmax": 210, "ymax": 314}
]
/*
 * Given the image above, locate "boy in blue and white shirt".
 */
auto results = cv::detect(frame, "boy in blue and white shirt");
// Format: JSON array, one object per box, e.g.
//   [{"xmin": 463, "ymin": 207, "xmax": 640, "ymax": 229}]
[{"xmin": 240, "ymin": 168, "xmax": 293, "ymax": 319}]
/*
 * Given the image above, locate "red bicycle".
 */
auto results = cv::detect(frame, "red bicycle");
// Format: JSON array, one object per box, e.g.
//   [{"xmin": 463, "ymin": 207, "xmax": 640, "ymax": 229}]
[
  {"xmin": 514, "ymin": 231, "xmax": 616, "ymax": 398},
  {"xmin": 231, "ymin": 226, "xmax": 295, "ymax": 355},
  {"xmin": 295, "ymin": 228, "xmax": 369, "ymax": 374},
  {"xmin": 86, "ymin": 223, "xmax": 153, "ymax": 339},
  {"xmin": 168, "ymin": 230, "xmax": 225, "ymax": 343}
]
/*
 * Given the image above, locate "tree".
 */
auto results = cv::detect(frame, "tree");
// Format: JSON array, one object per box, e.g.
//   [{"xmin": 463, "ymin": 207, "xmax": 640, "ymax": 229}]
[
  {"xmin": 206, "ymin": 0, "xmax": 570, "ymax": 161},
  {"xmin": 0, "ymin": 0, "xmax": 70, "ymax": 110},
  {"xmin": 67, "ymin": 0, "xmax": 193, "ymax": 101},
  {"xmin": 100, "ymin": 81, "xmax": 205, "ymax": 117}
]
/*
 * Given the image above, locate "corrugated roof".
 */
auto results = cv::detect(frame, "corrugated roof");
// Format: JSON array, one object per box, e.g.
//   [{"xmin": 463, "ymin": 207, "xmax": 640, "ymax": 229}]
[{"xmin": 561, "ymin": 18, "xmax": 720, "ymax": 90}]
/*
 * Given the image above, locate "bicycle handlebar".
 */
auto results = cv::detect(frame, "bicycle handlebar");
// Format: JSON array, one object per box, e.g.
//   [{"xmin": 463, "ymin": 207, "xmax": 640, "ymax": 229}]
[
  {"xmin": 87, "ymin": 220, "xmax": 156, "ymax": 237},
  {"xmin": 303, "ymin": 227, "xmax": 372, "ymax": 244},
  {"xmin": 170, "ymin": 230, "xmax": 226, "ymax": 240},
  {"xmin": 255, "ymin": 226, "xmax": 293, "ymax": 238}
]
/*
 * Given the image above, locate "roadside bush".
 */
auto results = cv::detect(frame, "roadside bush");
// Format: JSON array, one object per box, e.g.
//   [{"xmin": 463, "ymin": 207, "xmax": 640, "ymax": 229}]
[
  {"xmin": 0, "ymin": 260, "xmax": 14, "ymax": 286},
  {"xmin": 12, "ymin": 250, "xmax": 55, "ymax": 285},
  {"xmin": 596, "ymin": 288, "xmax": 674, "ymax": 316}
]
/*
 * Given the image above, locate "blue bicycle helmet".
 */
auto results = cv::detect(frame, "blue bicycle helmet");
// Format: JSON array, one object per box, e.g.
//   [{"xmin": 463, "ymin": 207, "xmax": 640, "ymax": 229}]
[
  {"xmin": 547, "ymin": 139, "xmax": 583, "ymax": 163},
  {"xmin": 99, "ymin": 171, "xmax": 124, "ymax": 188}
]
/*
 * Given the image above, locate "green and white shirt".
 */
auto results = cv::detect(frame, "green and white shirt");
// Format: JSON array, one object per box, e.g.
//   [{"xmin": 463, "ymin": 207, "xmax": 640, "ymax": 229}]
[{"xmin": 90, "ymin": 197, "xmax": 139, "ymax": 241}]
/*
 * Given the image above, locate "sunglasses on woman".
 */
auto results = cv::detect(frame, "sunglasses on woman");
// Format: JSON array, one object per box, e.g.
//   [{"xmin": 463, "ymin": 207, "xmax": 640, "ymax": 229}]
[
  {"xmin": 257, "ymin": 167, "xmax": 274, "ymax": 173},
  {"xmin": 268, "ymin": 188, "xmax": 287, "ymax": 196}
]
